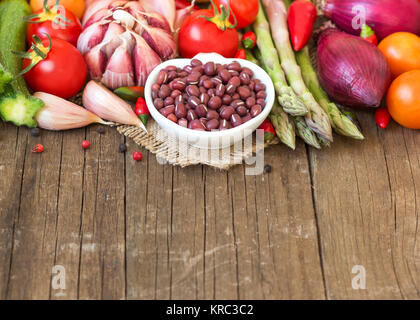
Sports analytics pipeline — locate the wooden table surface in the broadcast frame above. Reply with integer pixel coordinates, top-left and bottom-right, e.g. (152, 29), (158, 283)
(1, 110), (419, 300)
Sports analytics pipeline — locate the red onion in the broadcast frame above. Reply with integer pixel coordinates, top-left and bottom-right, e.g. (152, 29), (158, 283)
(317, 29), (391, 109)
(324, 0), (420, 40)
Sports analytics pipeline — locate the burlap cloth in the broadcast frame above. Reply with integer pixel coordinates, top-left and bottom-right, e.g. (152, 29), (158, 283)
(101, 0), (325, 169)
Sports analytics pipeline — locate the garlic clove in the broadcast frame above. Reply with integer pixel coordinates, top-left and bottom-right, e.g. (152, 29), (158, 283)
(141, 27), (176, 60)
(124, 1), (146, 16)
(83, 81), (147, 132)
(139, 0), (176, 32)
(131, 33), (162, 86)
(84, 7), (113, 29)
(77, 21), (109, 55)
(102, 22), (125, 58)
(143, 11), (171, 33)
(102, 34), (135, 89)
(85, 44), (107, 81)
(82, 0), (114, 27)
(34, 92), (111, 131)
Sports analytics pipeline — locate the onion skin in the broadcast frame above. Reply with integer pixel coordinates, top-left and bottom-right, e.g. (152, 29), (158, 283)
(324, 0), (420, 40)
(317, 29), (391, 109)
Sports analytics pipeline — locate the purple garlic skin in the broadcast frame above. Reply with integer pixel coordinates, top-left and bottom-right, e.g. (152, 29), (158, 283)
(79, 0), (176, 89)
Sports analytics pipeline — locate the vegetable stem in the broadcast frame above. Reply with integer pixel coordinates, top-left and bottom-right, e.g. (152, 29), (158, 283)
(295, 46), (364, 140)
(252, 3), (308, 117)
(262, 0), (333, 142)
(248, 48), (296, 149)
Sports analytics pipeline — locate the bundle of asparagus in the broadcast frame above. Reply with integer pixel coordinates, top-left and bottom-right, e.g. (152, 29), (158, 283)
(249, 0), (363, 149)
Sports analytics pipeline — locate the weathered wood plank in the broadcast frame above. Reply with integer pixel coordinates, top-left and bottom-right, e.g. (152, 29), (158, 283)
(166, 165), (206, 299)
(202, 168), (239, 299)
(378, 123), (420, 299)
(126, 141), (325, 300)
(6, 129), (63, 299)
(0, 124), (26, 299)
(125, 146), (174, 299)
(309, 112), (420, 299)
(77, 126), (126, 300)
(51, 127), (88, 299)
(237, 144), (325, 299)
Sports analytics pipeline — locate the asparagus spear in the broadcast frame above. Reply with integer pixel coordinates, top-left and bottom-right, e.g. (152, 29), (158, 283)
(249, 49), (296, 149)
(262, 0), (333, 142)
(295, 46), (364, 140)
(294, 116), (321, 149)
(252, 5), (308, 117)
(270, 100), (296, 149)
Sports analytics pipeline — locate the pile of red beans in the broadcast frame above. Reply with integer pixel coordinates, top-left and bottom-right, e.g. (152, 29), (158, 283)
(151, 59), (267, 131)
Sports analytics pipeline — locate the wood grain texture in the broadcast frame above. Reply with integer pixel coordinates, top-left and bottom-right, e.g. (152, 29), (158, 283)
(1, 113), (420, 300)
(309, 113), (420, 299)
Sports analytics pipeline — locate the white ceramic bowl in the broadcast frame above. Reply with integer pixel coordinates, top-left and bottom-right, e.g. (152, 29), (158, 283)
(145, 53), (275, 149)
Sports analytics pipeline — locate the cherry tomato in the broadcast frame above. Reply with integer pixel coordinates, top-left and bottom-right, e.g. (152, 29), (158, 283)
(387, 70), (420, 129)
(213, 0), (259, 29)
(378, 32), (420, 78)
(179, 8), (239, 58)
(26, 4), (82, 47)
(23, 38), (87, 99)
(30, 0), (85, 20)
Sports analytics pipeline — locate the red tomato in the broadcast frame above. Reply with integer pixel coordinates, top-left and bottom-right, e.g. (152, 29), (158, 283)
(214, 0), (259, 29)
(26, 4), (82, 47)
(23, 38), (87, 99)
(178, 9), (239, 58)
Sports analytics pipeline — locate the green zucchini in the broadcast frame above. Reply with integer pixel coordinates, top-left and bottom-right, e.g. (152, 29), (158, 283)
(0, 0), (32, 96)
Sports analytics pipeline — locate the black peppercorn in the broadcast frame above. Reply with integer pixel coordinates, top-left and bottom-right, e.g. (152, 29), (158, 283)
(119, 143), (127, 153)
(264, 164), (272, 173)
(30, 128), (40, 137)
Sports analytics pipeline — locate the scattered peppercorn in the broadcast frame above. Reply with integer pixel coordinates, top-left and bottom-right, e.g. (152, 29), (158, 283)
(119, 143), (127, 153)
(97, 126), (105, 134)
(32, 144), (44, 153)
(30, 128), (40, 137)
(133, 151), (143, 162)
(81, 140), (91, 149)
(264, 164), (272, 173)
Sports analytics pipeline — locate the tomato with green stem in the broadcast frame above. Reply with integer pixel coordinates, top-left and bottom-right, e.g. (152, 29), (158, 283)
(19, 35), (87, 99)
(213, 0), (259, 29)
(178, 0), (239, 58)
(26, 0), (82, 47)
(30, 0), (85, 20)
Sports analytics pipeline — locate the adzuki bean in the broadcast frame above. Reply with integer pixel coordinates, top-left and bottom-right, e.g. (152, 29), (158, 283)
(153, 60), (267, 131)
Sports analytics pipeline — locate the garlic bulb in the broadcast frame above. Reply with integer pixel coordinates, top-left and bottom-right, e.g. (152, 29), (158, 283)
(77, 0), (176, 90)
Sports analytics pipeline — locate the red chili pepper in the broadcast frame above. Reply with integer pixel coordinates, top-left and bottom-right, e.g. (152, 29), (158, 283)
(287, 0), (317, 51)
(32, 144), (44, 153)
(360, 24), (378, 46)
(135, 97), (150, 126)
(242, 31), (257, 49)
(175, 0), (200, 11)
(133, 151), (143, 162)
(375, 107), (391, 129)
(234, 49), (246, 60)
(258, 119), (276, 142)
